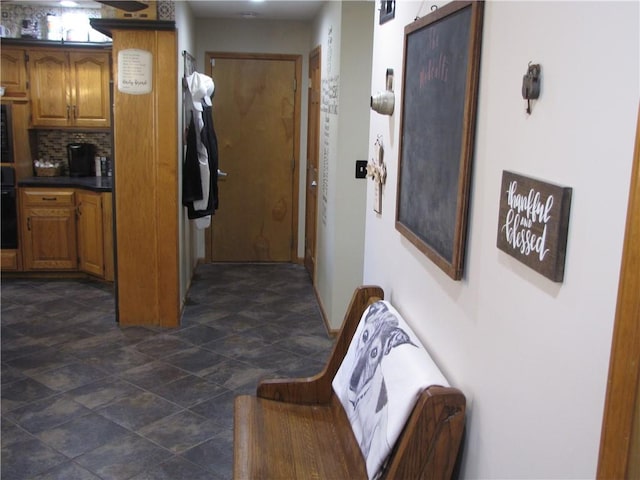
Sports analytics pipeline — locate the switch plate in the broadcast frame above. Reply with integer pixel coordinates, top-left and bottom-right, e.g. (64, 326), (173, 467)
(355, 160), (368, 179)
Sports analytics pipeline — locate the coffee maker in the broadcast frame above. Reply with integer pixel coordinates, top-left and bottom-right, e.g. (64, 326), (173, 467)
(67, 143), (95, 177)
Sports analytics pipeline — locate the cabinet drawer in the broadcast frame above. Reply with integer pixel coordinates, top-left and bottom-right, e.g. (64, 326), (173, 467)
(22, 190), (75, 206)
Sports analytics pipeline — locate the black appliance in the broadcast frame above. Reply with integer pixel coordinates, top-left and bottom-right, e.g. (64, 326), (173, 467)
(1, 166), (18, 249)
(68, 142), (95, 177)
(1, 104), (14, 163)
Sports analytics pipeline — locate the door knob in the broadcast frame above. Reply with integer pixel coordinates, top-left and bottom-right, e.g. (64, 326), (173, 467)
(311, 181), (317, 187)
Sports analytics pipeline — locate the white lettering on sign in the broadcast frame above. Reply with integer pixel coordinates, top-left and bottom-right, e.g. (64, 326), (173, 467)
(118, 49), (153, 95)
(501, 180), (554, 261)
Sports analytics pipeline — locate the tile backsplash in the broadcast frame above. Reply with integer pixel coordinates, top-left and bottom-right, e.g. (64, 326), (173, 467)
(34, 130), (111, 175)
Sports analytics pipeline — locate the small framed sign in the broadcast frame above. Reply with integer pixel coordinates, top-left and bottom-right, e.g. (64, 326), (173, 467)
(496, 171), (572, 282)
(117, 49), (153, 95)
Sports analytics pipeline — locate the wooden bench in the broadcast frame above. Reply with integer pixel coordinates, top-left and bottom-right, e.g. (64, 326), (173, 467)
(233, 285), (466, 479)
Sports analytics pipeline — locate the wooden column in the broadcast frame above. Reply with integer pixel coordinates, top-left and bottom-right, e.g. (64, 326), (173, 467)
(106, 23), (179, 328)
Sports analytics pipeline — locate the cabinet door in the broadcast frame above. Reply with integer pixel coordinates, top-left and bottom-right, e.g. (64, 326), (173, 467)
(69, 52), (111, 128)
(77, 190), (104, 277)
(0, 47), (28, 99)
(21, 189), (77, 270)
(22, 205), (78, 270)
(29, 50), (70, 127)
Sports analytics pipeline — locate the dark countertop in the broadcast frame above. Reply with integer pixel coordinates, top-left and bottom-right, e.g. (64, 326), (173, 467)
(18, 176), (113, 192)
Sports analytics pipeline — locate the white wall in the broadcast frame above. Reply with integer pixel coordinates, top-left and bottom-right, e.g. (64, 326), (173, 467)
(193, 17), (313, 260)
(313, 1), (374, 328)
(175, 1), (198, 305)
(364, 1), (639, 478)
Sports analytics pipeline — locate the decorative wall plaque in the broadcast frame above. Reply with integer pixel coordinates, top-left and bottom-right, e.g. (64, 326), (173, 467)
(497, 171), (572, 282)
(117, 48), (153, 95)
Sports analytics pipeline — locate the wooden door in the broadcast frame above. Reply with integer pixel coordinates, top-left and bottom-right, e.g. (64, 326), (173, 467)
(29, 50), (69, 127)
(206, 54), (298, 262)
(597, 105), (640, 478)
(304, 47), (321, 278)
(77, 190), (104, 277)
(69, 51), (111, 128)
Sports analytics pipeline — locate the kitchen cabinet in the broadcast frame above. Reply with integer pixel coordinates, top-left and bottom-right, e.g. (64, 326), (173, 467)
(21, 189), (78, 270)
(29, 49), (111, 129)
(0, 47), (28, 99)
(20, 187), (114, 279)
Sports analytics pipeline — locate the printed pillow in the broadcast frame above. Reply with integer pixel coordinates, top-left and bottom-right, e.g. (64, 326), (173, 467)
(332, 300), (449, 479)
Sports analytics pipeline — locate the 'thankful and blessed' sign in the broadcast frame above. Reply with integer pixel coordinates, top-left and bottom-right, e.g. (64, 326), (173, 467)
(497, 171), (572, 282)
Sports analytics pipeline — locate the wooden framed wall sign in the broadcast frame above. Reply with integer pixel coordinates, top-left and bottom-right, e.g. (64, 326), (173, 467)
(496, 171), (572, 282)
(395, 1), (484, 280)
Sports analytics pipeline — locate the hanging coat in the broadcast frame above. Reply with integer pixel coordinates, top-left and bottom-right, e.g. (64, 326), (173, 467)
(182, 72), (219, 227)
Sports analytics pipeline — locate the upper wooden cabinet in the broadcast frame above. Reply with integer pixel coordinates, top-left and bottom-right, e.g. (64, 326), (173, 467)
(29, 49), (111, 128)
(0, 47), (28, 99)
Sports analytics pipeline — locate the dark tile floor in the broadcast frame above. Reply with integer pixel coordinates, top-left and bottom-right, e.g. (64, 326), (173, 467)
(1, 263), (334, 480)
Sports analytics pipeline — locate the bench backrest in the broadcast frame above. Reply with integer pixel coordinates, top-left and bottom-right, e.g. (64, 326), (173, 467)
(333, 286), (466, 480)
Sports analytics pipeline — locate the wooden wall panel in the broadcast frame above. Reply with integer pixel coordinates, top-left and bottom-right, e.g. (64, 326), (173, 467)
(111, 29), (179, 328)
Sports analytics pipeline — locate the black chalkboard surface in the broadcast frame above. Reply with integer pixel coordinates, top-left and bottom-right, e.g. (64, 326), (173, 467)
(396, 1), (484, 280)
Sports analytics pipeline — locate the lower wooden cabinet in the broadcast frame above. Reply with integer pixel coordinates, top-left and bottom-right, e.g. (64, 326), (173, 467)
(19, 188), (113, 280)
(1, 250), (21, 270)
(21, 189), (78, 270)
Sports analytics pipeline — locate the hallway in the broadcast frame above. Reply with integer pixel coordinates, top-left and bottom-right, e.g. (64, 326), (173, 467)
(1, 263), (334, 479)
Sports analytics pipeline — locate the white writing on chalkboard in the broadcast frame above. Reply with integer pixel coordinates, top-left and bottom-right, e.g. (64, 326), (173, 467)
(501, 180), (553, 260)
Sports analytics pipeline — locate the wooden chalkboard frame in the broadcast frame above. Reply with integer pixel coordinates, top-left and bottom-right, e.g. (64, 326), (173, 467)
(395, 1), (484, 280)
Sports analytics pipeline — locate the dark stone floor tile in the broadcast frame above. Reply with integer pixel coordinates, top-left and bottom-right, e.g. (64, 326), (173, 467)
(31, 461), (102, 480)
(169, 324), (229, 346)
(148, 375), (227, 408)
(29, 362), (107, 393)
(201, 333), (267, 359)
(5, 395), (91, 434)
(163, 347), (228, 377)
(1, 263), (330, 479)
(201, 312), (263, 333)
(1, 363), (26, 385)
(83, 346), (154, 374)
(96, 391), (182, 430)
(201, 358), (274, 392)
(181, 430), (234, 479)
(129, 456), (219, 480)
(58, 333), (123, 359)
(134, 334), (193, 358)
(117, 360), (189, 390)
(1, 338), (49, 363)
(74, 432), (170, 480)
(274, 333), (335, 357)
(1, 437), (69, 480)
(6, 348), (78, 376)
(1, 417), (33, 447)
(67, 376), (143, 409)
(37, 412), (129, 458)
(1, 378), (57, 412)
(189, 389), (235, 430)
(138, 410), (219, 454)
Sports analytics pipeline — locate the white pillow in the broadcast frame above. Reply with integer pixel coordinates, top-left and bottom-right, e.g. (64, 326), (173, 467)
(332, 300), (449, 479)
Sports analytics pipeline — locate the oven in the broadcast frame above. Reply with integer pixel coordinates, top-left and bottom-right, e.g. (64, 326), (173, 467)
(1, 104), (14, 163)
(1, 166), (18, 249)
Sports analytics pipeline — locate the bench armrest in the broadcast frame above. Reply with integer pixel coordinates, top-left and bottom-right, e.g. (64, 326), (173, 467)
(256, 285), (384, 404)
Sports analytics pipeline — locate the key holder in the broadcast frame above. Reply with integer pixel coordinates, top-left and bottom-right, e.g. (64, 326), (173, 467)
(522, 62), (541, 114)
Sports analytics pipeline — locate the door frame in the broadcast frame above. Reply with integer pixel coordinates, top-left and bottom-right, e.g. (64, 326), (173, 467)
(597, 105), (640, 477)
(203, 51), (302, 263)
(304, 46), (321, 280)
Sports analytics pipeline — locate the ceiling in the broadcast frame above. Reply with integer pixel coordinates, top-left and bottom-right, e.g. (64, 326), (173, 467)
(185, 0), (326, 21)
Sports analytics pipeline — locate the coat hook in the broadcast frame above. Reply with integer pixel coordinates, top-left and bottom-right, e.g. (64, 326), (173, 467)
(522, 62), (541, 115)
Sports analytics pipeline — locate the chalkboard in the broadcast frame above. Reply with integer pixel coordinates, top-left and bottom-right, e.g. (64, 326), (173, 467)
(395, 1), (484, 280)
